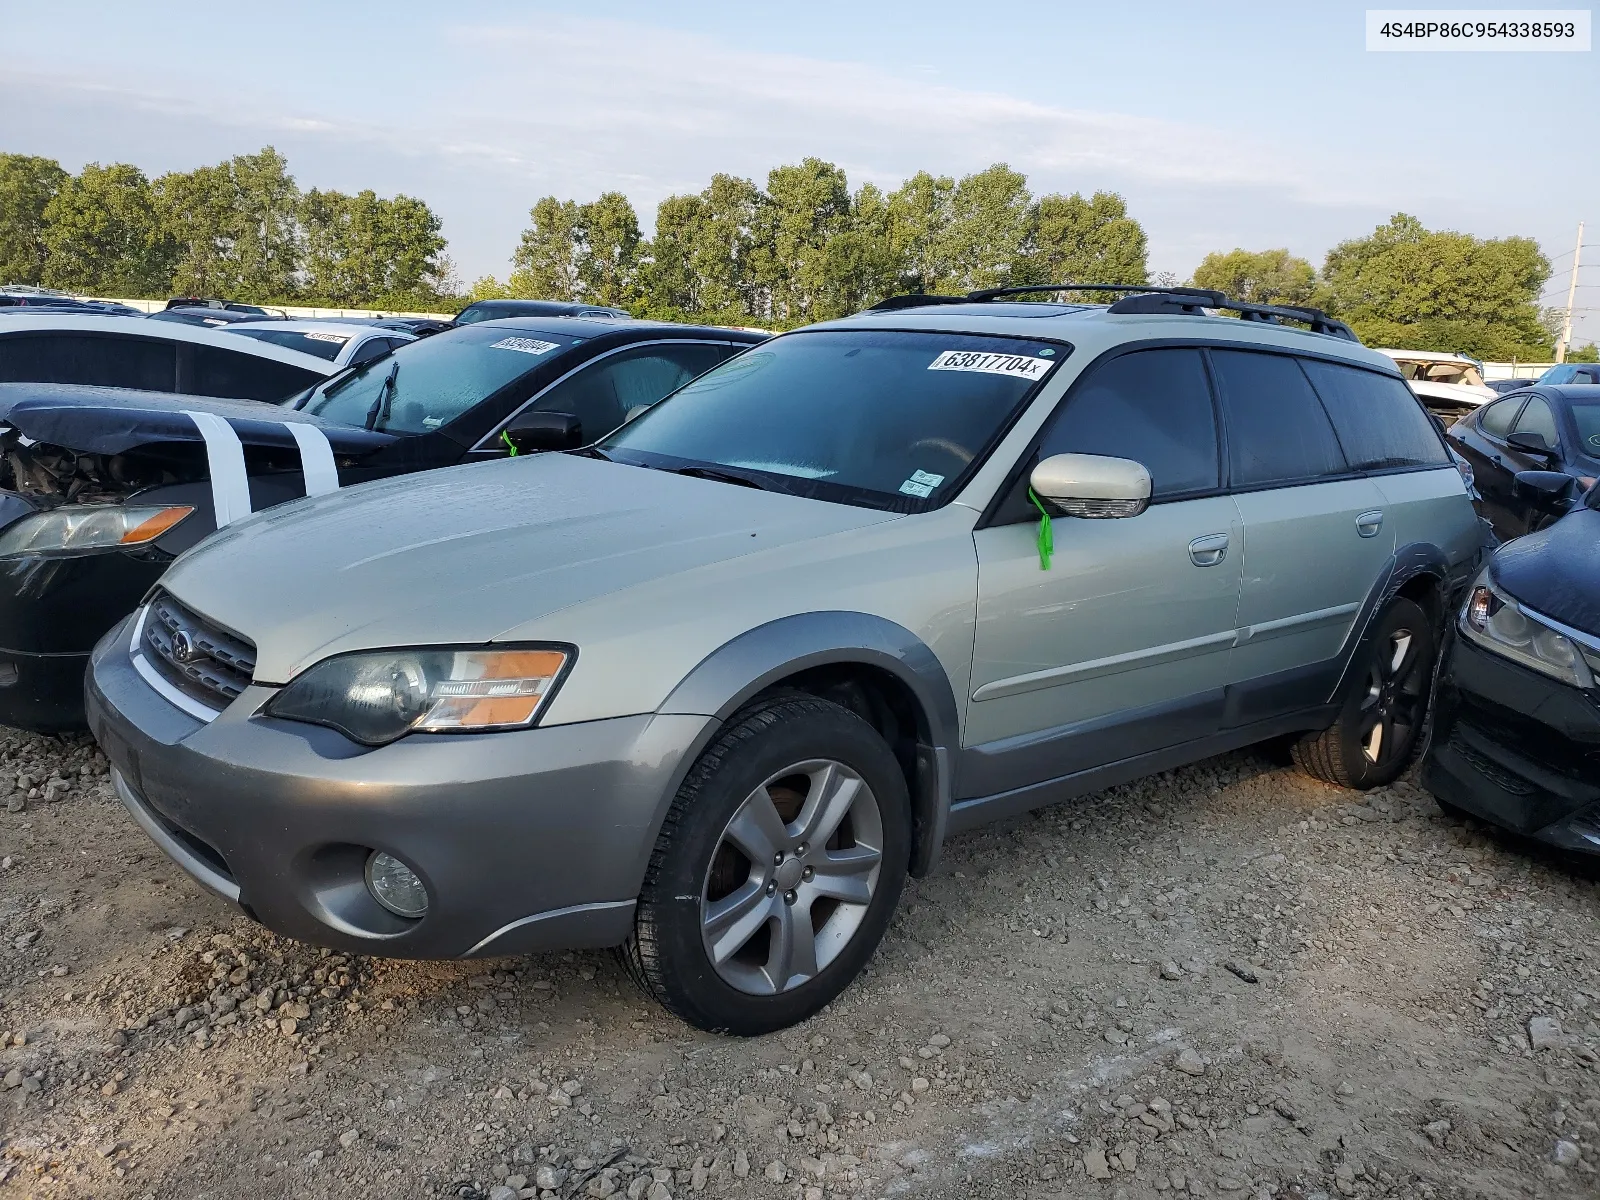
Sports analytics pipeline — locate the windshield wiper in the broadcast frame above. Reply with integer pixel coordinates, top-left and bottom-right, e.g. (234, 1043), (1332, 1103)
(363, 361), (400, 431)
(666, 464), (773, 491)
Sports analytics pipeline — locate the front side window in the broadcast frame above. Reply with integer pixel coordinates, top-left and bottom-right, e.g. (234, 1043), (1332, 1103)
(1211, 349), (1347, 487)
(1300, 359), (1450, 471)
(1037, 347), (1218, 497)
(1512, 396), (1559, 447)
(1478, 396), (1522, 439)
(299, 326), (586, 433)
(520, 342), (735, 444)
(602, 330), (1066, 510)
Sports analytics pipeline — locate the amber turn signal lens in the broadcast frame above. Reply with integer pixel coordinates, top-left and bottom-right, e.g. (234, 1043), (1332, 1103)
(119, 506), (195, 544)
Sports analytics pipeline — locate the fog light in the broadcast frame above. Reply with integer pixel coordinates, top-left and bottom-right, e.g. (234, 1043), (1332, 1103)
(365, 851), (429, 919)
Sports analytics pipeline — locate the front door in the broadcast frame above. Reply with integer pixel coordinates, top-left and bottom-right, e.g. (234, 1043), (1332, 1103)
(966, 347), (1244, 796)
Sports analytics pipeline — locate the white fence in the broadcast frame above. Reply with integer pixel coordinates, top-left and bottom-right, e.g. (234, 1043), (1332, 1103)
(1483, 361), (1556, 381)
(90, 297), (455, 321)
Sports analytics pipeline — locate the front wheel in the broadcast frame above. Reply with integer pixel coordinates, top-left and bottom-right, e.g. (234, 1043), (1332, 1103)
(620, 694), (910, 1034)
(1292, 596), (1438, 790)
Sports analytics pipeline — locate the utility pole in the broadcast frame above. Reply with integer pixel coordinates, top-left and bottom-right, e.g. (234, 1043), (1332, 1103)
(1556, 221), (1583, 364)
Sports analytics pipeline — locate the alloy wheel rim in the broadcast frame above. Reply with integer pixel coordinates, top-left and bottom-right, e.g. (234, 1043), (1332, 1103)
(1357, 627), (1426, 766)
(700, 759), (884, 996)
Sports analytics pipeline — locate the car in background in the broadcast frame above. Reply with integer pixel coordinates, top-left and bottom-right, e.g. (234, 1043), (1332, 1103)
(164, 297), (282, 317)
(149, 306), (282, 329)
(453, 299), (631, 326)
(82, 285), (1481, 1033)
(0, 313), (336, 401)
(225, 320), (416, 369)
(1444, 384), (1600, 540)
(1537, 362), (1600, 386)
(0, 317), (763, 730)
(1485, 378), (1537, 396)
(1422, 479), (1600, 854)
(1378, 349), (1497, 417)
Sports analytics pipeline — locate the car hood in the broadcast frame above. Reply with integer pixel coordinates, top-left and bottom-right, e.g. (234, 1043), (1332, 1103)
(161, 452), (904, 683)
(1409, 380), (1495, 405)
(1493, 507), (1600, 637)
(0, 383), (395, 456)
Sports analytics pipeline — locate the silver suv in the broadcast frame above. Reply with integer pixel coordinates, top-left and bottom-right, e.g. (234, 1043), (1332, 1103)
(87, 286), (1484, 1034)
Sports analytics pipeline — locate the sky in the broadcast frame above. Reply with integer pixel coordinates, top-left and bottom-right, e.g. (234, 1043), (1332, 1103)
(3, 1), (1597, 342)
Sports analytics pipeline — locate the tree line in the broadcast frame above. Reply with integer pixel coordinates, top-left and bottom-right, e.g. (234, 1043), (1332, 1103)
(1, 145), (1568, 358)
(0, 148), (455, 310)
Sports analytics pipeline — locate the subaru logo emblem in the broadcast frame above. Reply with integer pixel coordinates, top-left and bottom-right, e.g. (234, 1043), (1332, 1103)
(171, 631), (197, 663)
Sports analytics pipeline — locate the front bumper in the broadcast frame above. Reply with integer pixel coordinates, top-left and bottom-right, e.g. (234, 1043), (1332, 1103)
(1421, 632), (1600, 852)
(87, 615), (714, 958)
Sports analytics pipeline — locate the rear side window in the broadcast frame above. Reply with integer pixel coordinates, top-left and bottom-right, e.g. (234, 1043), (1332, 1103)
(1478, 396), (1521, 438)
(179, 344), (324, 402)
(1211, 349), (1346, 487)
(1038, 347), (1219, 497)
(0, 333), (176, 390)
(526, 342), (740, 443)
(1300, 360), (1450, 470)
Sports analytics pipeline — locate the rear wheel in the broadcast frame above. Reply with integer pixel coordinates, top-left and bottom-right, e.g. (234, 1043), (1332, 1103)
(1292, 597), (1437, 790)
(620, 694), (910, 1034)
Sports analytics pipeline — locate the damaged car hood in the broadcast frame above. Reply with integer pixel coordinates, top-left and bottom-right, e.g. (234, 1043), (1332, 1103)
(0, 383), (395, 456)
(1494, 506), (1600, 638)
(160, 451), (904, 683)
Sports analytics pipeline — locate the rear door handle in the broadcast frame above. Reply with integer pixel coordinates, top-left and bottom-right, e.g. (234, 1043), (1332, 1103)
(1188, 533), (1229, 566)
(1356, 510), (1384, 538)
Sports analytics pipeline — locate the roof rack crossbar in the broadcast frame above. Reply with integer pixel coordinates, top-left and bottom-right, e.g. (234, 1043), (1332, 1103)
(965, 283), (1226, 303)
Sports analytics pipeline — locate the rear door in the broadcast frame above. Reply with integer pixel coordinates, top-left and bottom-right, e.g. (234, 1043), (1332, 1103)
(1212, 348), (1391, 723)
(1449, 394), (1525, 535)
(965, 346), (1243, 791)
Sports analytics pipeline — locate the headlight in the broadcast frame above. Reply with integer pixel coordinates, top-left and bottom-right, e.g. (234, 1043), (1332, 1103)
(0, 505), (194, 558)
(1460, 569), (1597, 689)
(264, 646), (573, 745)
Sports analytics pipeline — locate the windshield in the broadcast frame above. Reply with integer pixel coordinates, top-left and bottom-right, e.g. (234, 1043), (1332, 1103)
(230, 327), (352, 362)
(1572, 400), (1600, 463)
(600, 329), (1066, 510)
(297, 326), (585, 433)
(1395, 359), (1484, 387)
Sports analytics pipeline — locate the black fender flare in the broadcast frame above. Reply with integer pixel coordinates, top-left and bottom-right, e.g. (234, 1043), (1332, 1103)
(1326, 540), (1455, 705)
(655, 611), (961, 876)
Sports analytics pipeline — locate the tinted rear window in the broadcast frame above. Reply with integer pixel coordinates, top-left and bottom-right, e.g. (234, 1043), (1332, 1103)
(180, 344), (325, 402)
(0, 332), (176, 390)
(1211, 349), (1347, 487)
(1300, 360), (1450, 470)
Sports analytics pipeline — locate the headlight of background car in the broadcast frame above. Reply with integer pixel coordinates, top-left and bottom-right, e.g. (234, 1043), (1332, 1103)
(1461, 570), (1598, 689)
(0, 505), (193, 557)
(264, 646), (572, 745)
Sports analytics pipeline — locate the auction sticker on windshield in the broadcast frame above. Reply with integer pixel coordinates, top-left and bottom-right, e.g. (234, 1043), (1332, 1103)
(928, 349), (1055, 381)
(491, 337), (561, 356)
(305, 332), (349, 344)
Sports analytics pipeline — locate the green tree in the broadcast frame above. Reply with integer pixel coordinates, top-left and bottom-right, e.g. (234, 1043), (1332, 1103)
(1022, 191), (1148, 290)
(1191, 247), (1316, 307)
(1321, 213), (1552, 359)
(574, 191), (642, 310)
(157, 147), (301, 302)
(41, 162), (173, 296)
(885, 171), (956, 295)
(638, 175), (765, 324)
(756, 158), (856, 325)
(0, 153), (68, 285)
(1566, 342), (1600, 363)
(299, 188), (451, 308)
(509, 197), (581, 301)
(940, 163), (1033, 292)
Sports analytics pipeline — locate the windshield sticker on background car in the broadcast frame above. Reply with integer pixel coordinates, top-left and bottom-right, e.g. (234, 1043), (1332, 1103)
(927, 349), (1055, 381)
(490, 337), (561, 356)
(898, 470), (945, 498)
(305, 332), (350, 344)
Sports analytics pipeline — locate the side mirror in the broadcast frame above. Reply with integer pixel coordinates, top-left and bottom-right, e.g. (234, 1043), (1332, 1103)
(1512, 470), (1577, 514)
(1030, 453), (1151, 519)
(1507, 430), (1557, 459)
(501, 411), (582, 454)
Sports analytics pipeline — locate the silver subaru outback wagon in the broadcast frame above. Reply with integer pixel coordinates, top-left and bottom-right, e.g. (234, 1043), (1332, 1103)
(86, 286), (1485, 1034)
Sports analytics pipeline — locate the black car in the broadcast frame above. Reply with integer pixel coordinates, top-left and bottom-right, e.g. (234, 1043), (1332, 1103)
(1484, 378), (1537, 396)
(148, 306), (280, 329)
(453, 299), (631, 326)
(1444, 384), (1600, 541)
(1421, 481), (1600, 853)
(0, 317), (762, 730)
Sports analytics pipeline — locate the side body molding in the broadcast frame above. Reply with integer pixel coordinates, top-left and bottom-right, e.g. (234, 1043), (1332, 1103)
(657, 611), (962, 876)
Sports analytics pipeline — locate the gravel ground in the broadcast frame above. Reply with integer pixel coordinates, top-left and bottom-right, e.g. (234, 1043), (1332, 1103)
(0, 727), (1597, 1200)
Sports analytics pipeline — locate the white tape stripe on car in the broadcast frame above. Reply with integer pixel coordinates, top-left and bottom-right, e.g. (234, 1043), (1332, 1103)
(285, 422), (339, 496)
(183, 410), (252, 528)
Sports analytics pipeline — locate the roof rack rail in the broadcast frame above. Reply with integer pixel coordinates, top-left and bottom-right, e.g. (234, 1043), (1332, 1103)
(865, 281), (1359, 342)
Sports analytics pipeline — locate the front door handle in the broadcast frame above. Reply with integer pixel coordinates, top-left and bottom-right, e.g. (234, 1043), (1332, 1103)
(1188, 533), (1229, 566)
(1356, 509), (1384, 538)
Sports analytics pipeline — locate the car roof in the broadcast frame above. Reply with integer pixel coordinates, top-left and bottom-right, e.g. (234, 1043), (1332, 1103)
(463, 299), (626, 314)
(466, 316), (766, 341)
(0, 313), (339, 374)
(817, 303), (1400, 372)
(1544, 384), (1600, 399)
(1376, 348), (1479, 364)
(226, 319), (416, 339)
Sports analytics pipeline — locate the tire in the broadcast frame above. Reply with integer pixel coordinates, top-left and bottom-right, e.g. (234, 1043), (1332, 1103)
(1292, 596), (1438, 791)
(619, 694), (910, 1035)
